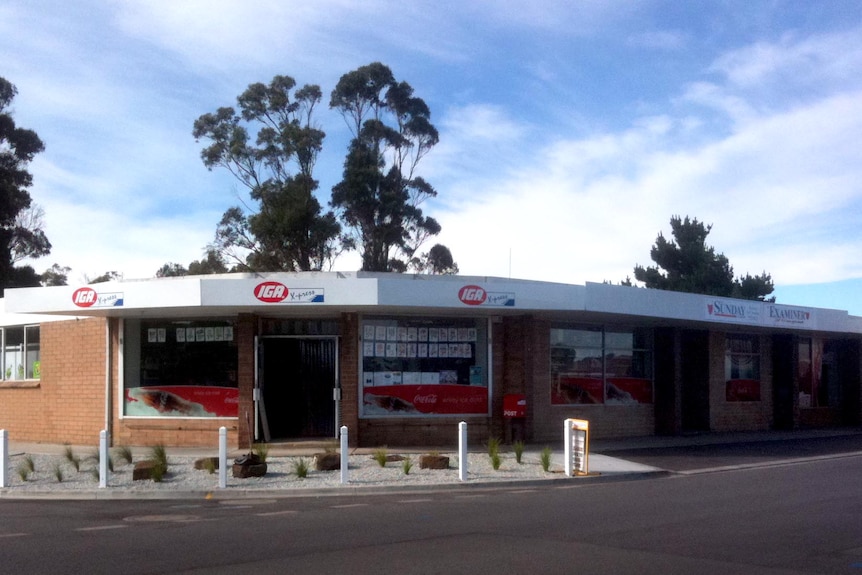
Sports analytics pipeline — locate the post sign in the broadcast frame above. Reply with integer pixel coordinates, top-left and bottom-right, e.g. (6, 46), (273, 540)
(503, 394), (526, 418)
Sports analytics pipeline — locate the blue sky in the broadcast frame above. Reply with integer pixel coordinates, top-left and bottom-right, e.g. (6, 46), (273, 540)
(2, 0), (861, 315)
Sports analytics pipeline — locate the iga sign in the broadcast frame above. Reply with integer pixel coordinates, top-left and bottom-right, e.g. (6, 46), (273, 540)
(72, 287), (124, 308)
(253, 282), (324, 304)
(458, 285), (515, 307)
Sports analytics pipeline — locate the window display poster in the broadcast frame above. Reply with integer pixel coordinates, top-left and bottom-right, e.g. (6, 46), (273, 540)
(363, 384), (488, 415)
(361, 319), (487, 416)
(125, 386), (239, 417)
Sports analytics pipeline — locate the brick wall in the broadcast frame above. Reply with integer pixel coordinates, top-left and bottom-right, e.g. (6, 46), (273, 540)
(0, 317), (106, 445)
(708, 332), (773, 432)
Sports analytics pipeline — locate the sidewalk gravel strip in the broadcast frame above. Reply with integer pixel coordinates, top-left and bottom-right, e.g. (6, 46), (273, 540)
(0, 450), (662, 500)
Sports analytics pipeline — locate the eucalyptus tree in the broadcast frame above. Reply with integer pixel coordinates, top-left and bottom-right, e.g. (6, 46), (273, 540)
(0, 77), (52, 293)
(193, 75), (340, 272)
(330, 62), (452, 272)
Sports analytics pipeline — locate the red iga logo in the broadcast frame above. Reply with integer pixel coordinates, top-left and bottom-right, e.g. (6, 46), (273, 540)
(72, 287), (97, 307)
(254, 281), (288, 303)
(458, 285), (487, 305)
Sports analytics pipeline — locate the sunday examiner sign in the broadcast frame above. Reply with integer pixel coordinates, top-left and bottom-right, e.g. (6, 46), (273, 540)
(705, 297), (814, 328)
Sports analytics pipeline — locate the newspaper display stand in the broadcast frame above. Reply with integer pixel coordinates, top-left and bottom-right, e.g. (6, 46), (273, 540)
(564, 418), (589, 477)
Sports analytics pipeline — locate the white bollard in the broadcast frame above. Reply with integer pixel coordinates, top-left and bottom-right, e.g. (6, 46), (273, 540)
(99, 430), (109, 488)
(218, 426), (227, 489)
(340, 426), (349, 484)
(458, 421), (468, 481)
(0, 429), (7, 488)
(564, 419), (573, 477)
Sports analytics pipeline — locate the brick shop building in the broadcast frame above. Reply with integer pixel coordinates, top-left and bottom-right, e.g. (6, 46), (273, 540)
(1, 272), (860, 449)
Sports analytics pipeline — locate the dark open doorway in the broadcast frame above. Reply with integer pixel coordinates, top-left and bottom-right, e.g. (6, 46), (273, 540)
(259, 338), (337, 440)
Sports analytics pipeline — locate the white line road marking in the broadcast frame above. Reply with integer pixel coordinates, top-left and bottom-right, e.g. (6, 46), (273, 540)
(256, 510), (298, 517)
(331, 503), (369, 509)
(76, 525), (128, 532)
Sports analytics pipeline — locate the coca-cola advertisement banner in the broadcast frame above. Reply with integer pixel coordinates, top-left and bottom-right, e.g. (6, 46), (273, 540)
(125, 386), (239, 418)
(363, 385), (488, 416)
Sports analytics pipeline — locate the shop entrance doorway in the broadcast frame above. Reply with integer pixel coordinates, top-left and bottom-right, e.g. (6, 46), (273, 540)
(257, 337), (338, 440)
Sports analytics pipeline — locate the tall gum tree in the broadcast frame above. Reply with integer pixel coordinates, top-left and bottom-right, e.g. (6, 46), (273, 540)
(0, 77), (52, 294)
(193, 75), (340, 272)
(330, 62), (453, 272)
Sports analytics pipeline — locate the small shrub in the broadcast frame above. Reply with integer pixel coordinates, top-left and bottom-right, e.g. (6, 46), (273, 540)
(513, 440), (525, 464)
(114, 446), (133, 465)
(64, 445), (81, 472)
(17, 463), (30, 482)
(253, 443), (269, 463)
(486, 437), (501, 458)
(540, 447), (553, 472)
(149, 462), (166, 483)
(148, 444), (169, 480)
(401, 456), (413, 475)
(372, 447), (388, 467)
(150, 444), (168, 469)
(491, 452), (502, 470)
(53, 462), (65, 483)
(293, 458), (309, 479)
(203, 457), (216, 474)
(23, 454), (35, 473)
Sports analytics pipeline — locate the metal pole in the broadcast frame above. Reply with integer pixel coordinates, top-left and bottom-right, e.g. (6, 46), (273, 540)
(564, 419), (573, 477)
(340, 426), (349, 484)
(99, 430), (109, 488)
(218, 426), (227, 489)
(458, 421), (468, 481)
(0, 429), (7, 488)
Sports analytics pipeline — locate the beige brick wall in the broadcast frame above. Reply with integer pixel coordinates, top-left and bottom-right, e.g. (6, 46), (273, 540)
(708, 331), (773, 432)
(0, 318), (107, 445)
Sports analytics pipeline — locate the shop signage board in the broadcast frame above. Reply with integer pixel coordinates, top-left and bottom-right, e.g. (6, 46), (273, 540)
(564, 418), (590, 477)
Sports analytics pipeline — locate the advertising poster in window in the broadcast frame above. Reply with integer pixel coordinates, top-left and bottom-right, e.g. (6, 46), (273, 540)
(124, 319), (239, 418)
(361, 319), (488, 416)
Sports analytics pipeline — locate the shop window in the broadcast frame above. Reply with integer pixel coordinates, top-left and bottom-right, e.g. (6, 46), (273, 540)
(123, 319), (238, 418)
(360, 318), (488, 417)
(725, 334), (760, 401)
(798, 337), (838, 408)
(1, 325), (40, 381)
(551, 326), (653, 405)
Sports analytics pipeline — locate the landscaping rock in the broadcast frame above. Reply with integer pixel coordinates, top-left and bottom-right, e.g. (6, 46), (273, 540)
(193, 456), (219, 471)
(133, 460), (165, 481)
(419, 454), (450, 469)
(232, 453), (267, 478)
(314, 452), (341, 471)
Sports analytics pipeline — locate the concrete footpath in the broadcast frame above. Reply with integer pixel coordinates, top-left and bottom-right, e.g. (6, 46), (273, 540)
(2, 428), (861, 499)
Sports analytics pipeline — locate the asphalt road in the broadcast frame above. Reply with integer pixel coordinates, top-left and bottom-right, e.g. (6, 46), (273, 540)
(2, 446), (862, 574)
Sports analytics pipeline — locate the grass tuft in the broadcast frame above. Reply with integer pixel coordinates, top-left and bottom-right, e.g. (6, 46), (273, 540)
(513, 440), (525, 464)
(293, 458), (309, 479)
(540, 447), (553, 472)
(372, 447), (388, 467)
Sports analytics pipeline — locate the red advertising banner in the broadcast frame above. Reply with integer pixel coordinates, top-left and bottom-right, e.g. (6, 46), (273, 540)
(553, 376), (604, 404)
(726, 379), (761, 402)
(125, 386), (239, 417)
(363, 385), (488, 415)
(607, 377), (653, 404)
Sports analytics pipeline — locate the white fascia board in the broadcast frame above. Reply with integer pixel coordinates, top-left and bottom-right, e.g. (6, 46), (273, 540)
(4, 278), (202, 314)
(377, 276), (585, 311)
(199, 275), (379, 307)
(585, 282), (705, 320)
